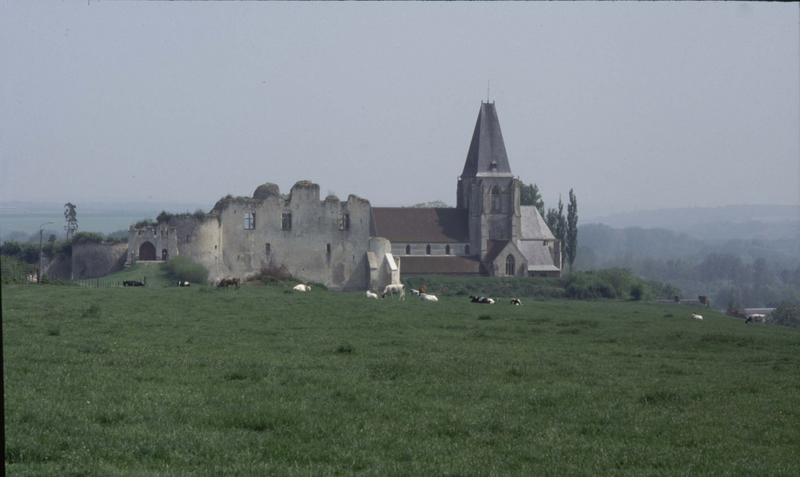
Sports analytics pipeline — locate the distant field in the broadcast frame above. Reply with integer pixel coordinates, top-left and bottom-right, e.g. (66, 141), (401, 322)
(3, 283), (799, 475)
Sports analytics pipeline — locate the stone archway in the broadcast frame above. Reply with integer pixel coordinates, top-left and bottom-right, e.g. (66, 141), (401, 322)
(139, 241), (156, 261)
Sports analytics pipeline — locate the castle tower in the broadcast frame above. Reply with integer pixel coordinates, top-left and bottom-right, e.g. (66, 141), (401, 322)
(457, 102), (521, 262)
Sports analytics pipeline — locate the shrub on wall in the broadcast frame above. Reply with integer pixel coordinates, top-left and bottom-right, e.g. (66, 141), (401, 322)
(164, 256), (209, 284)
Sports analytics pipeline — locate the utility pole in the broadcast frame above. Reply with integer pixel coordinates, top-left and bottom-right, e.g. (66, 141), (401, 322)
(38, 221), (54, 284)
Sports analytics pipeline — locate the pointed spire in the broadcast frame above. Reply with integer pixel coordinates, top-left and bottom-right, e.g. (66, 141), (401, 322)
(461, 102), (512, 178)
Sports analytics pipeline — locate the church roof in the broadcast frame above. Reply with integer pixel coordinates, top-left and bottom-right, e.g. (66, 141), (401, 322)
(518, 240), (559, 272)
(400, 256), (483, 275)
(371, 208), (469, 243)
(520, 206), (556, 240)
(461, 102), (513, 178)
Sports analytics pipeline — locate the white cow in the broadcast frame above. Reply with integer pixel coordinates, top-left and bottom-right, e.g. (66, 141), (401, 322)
(745, 313), (767, 324)
(691, 313), (703, 320)
(511, 298), (522, 306)
(420, 293), (438, 302)
(382, 283), (405, 300)
(409, 288), (421, 296)
(365, 290), (379, 299)
(293, 283), (311, 292)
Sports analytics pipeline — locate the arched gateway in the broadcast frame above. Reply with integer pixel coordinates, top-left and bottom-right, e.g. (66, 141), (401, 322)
(139, 241), (156, 261)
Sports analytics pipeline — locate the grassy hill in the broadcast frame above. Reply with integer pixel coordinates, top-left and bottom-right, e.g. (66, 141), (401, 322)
(3, 283), (799, 475)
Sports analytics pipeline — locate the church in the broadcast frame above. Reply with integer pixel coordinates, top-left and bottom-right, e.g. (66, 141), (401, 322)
(126, 102), (561, 290)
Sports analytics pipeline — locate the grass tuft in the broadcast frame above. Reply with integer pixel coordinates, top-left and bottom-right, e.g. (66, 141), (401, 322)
(335, 343), (354, 354)
(80, 303), (101, 319)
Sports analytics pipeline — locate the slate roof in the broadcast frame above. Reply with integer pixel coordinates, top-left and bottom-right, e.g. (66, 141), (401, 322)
(520, 206), (556, 240)
(484, 239), (513, 264)
(518, 240), (559, 271)
(400, 256), (483, 275)
(371, 208), (469, 243)
(461, 102), (513, 178)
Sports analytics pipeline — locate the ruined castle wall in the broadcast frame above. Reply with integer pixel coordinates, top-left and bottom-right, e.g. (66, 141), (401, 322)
(212, 183), (371, 290)
(71, 242), (128, 279)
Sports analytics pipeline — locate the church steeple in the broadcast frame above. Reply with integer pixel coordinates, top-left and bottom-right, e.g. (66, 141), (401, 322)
(461, 102), (513, 178)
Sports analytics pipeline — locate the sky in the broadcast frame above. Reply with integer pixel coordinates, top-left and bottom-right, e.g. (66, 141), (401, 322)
(1, 2), (798, 218)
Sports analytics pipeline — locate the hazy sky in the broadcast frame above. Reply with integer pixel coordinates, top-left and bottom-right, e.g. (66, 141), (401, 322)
(1, 2), (798, 217)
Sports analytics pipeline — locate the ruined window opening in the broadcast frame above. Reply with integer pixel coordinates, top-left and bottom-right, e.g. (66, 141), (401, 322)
(282, 212), (292, 231)
(465, 244), (471, 255)
(326, 243), (331, 254)
(265, 243), (271, 256)
(491, 186), (502, 213)
(505, 254), (515, 276)
(445, 244), (451, 255)
(244, 212), (255, 230)
(426, 244), (431, 255)
(489, 160), (498, 171)
(185, 235), (190, 243)
(405, 244), (411, 255)
(339, 213), (351, 231)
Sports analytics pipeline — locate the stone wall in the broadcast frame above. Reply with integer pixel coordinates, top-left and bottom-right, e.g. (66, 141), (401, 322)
(71, 242), (128, 279)
(126, 181), (382, 291)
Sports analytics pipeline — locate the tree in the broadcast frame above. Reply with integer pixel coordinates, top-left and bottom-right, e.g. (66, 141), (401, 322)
(64, 202), (78, 240)
(520, 183), (544, 216)
(545, 196), (567, 268)
(566, 189), (578, 271)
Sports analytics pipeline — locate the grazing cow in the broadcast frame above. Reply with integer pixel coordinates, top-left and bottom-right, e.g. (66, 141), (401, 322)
(293, 283), (311, 292)
(745, 313), (766, 324)
(26, 273), (38, 283)
(177, 281), (191, 287)
(469, 295), (495, 304)
(409, 288), (421, 296)
(365, 290), (379, 299)
(420, 293), (438, 302)
(123, 280), (145, 287)
(382, 283), (405, 300)
(691, 313), (703, 320)
(511, 298), (522, 306)
(217, 277), (240, 289)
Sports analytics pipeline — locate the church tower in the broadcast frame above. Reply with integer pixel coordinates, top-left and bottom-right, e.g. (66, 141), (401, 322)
(457, 101), (521, 261)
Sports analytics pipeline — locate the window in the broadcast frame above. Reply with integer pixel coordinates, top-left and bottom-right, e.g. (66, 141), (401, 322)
(505, 254), (515, 276)
(282, 212), (292, 231)
(244, 212), (255, 230)
(445, 244), (451, 255)
(339, 213), (350, 231)
(265, 243), (271, 256)
(326, 243), (331, 255)
(491, 186), (502, 213)
(426, 244), (431, 255)
(465, 244), (471, 255)
(405, 244), (411, 255)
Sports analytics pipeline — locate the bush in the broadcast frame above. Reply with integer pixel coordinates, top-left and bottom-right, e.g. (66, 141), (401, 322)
(164, 256), (209, 284)
(770, 302), (800, 328)
(563, 269), (655, 300)
(71, 232), (104, 245)
(0, 255), (35, 283)
(253, 264), (293, 284)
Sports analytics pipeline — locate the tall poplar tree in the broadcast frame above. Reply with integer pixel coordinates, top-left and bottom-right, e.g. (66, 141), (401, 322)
(566, 189), (578, 271)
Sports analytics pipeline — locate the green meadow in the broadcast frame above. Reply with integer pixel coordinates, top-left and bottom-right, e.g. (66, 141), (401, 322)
(3, 276), (799, 475)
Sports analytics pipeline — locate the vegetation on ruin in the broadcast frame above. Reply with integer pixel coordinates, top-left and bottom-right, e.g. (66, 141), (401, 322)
(4, 281), (799, 475)
(163, 256), (209, 284)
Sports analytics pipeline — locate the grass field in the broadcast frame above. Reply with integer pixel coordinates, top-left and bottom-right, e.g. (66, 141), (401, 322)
(3, 281), (800, 476)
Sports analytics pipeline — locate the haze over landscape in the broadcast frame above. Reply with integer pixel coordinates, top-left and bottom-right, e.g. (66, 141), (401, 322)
(1, 2), (798, 220)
